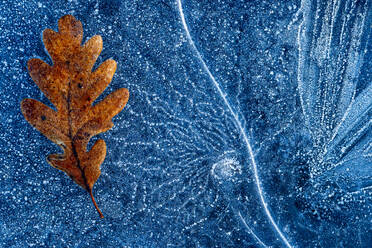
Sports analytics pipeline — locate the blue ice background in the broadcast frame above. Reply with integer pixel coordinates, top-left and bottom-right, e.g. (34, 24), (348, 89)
(0, 0), (371, 247)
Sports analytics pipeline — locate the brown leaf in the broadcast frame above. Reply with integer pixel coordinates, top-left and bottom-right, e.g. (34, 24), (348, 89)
(20, 15), (129, 218)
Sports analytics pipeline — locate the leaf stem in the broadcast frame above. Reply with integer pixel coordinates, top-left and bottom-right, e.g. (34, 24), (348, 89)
(89, 188), (104, 218)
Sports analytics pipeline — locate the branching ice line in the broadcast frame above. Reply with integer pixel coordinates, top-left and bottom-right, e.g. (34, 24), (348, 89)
(177, 1), (293, 247)
(296, 0), (311, 128)
(236, 210), (269, 248)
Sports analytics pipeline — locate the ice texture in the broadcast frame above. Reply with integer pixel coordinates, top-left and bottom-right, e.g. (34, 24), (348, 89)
(0, 0), (371, 247)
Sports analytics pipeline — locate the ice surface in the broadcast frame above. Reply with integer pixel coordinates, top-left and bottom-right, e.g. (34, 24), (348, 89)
(0, 0), (370, 247)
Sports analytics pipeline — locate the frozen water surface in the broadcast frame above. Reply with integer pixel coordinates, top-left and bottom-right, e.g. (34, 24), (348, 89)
(0, 0), (371, 247)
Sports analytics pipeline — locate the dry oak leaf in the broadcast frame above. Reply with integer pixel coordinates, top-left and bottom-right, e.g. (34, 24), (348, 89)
(20, 15), (129, 218)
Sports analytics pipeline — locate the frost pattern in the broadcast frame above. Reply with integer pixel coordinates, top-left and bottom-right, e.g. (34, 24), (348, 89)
(297, 0), (371, 188)
(295, 0), (372, 244)
(177, 0), (294, 247)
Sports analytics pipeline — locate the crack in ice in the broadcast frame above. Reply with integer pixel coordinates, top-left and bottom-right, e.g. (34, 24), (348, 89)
(236, 210), (269, 248)
(177, 0), (293, 247)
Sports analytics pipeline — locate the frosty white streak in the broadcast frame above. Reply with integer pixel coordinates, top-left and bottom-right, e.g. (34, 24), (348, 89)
(236, 210), (269, 248)
(177, 0), (293, 247)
